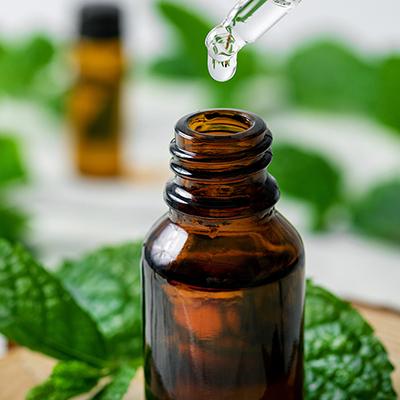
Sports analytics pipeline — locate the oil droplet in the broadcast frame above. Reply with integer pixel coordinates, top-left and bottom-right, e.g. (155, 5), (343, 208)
(207, 54), (237, 82)
(206, 25), (242, 83)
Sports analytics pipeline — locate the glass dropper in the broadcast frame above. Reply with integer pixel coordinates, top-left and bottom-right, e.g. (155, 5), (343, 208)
(206, 0), (302, 82)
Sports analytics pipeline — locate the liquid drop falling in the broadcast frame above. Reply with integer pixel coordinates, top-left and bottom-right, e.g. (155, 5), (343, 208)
(206, 25), (242, 82)
(207, 54), (237, 82)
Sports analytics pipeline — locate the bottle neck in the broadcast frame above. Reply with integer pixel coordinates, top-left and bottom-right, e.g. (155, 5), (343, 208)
(165, 109), (280, 219)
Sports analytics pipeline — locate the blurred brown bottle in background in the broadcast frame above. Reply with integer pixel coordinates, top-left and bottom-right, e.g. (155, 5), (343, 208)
(142, 110), (305, 400)
(69, 4), (125, 177)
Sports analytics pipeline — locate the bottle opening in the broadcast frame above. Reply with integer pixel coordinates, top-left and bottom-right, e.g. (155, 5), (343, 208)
(188, 110), (254, 137)
(188, 110), (254, 136)
(174, 109), (270, 156)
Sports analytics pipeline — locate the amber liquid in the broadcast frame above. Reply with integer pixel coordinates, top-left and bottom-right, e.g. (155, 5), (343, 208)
(143, 259), (304, 400)
(69, 40), (124, 177)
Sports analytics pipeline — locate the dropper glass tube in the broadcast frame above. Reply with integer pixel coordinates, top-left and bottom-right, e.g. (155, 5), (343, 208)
(206, 0), (302, 82)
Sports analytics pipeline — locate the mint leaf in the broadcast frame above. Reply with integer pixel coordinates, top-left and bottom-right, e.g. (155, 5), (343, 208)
(151, 54), (204, 79)
(0, 34), (56, 96)
(375, 55), (400, 134)
(0, 33), (67, 117)
(156, 1), (211, 78)
(351, 179), (400, 245)
(27, 361), (103, 400)
(269, 143), (343, 230)
(0, 201), (27, 242)
(23, 34), (56, 72)
(0, 240), (108, 365)
(286, 40), (378, 113)
(305, 281), (396, 399)
(0, 136), (26, 187)
(92, 363), (138, 400)
(57, 243), (143, 361)
(0, 136), (28, 242)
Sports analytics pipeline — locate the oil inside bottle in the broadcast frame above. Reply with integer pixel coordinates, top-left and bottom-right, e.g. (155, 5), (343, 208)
(143, 257), (304, 400)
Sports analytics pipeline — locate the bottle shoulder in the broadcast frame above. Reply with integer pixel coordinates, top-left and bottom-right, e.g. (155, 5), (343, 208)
(143, 210), (304, 290)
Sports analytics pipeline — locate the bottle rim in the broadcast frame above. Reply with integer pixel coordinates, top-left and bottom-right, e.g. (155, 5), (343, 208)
(175, 109), (267, 143)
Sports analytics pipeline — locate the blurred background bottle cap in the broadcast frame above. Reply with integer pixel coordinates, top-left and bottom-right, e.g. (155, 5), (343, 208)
(79, 3), (122, 39)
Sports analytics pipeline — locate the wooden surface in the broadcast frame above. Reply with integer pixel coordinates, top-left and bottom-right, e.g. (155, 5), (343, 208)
(0, 304), (399, 400)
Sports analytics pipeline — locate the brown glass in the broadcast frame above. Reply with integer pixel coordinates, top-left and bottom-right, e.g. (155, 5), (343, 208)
(142, 110), (305, 400)
(69, 39), (124, 176)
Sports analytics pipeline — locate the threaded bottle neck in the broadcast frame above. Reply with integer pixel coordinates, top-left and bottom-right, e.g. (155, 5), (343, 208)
(165, 109), (279, 218)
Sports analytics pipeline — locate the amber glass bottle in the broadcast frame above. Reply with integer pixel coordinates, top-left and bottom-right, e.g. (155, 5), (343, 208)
(69, 4), (124, 176)
(142, 109), (305, 400)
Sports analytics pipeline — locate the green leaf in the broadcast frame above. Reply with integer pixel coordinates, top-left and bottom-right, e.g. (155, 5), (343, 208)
(27, 361), (103, 400)
(286, 40), (378, 113)
(92, 363), (138, 400)
(0, 136), (27, 186)
(0, 240), (108, 365)
(305, 281), (396, 399)
(156, 1), (211, 78)
(57, 243), (143, 361)
(375, 55), (400, 134)
(150, 54), (204, 79)
(269, 143), (343, 230)
(0, 33), (67, 116)
(0, 201), (27, 242)
(351, 179), (400, 245)
(0, 136), (28, 242)
(0, 34), (56, 96)
(23, 34), (56, 71)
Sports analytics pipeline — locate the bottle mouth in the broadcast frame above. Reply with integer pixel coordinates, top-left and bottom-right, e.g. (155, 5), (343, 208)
(178, 109), (261, 141)
(171, 108), (273, 176)
(188, 110), (255, 137)
(174, 109), (270, 158)
(171, 109), (272, 162)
